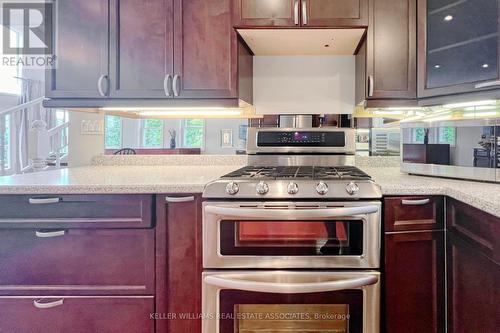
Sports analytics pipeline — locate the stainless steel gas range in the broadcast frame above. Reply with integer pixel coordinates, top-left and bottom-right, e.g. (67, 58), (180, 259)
(202, 126), (382, 333)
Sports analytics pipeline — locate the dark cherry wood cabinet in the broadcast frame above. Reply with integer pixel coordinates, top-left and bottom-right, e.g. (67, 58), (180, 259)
(0, 297), (154, 333)
(355, 0), (417, 107)
(418, 0), (500, 99)
(0, 194), (156, 332)
(46, 0), (253, 106)
(109, 0), (174, 98)
(384, 196), (445, 333)
(446, 198), (500, 333)
(156, 194), (202, 333)
(46, 0), (109, 98)
(235, 0), (367, 27)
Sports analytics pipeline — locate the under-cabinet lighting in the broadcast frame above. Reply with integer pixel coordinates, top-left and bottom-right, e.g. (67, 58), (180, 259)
(444, 15), (453, 22)
(434, 64), (441, 69)
(463, 111), (498, 117)
(373, 110), (404, 115)
(138, 110), (243, 117)
(443, 100), (496, 109)
(482, 63), (489, 68)
(464, 105), (497, 111)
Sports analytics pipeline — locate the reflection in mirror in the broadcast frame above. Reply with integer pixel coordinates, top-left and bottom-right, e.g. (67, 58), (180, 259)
(104, 116), (248, 155)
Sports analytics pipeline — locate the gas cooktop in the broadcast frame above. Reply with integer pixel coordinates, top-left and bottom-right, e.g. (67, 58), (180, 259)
(221, 166), (371, 181)
(204, 165), (382, 199)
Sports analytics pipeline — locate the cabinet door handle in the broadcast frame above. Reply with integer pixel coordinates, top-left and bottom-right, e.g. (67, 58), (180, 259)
(294, 0), (299, 25)
(34, 299), (64, 309)
(97, 75), (108, 97)
(35, 230), (66, 238)
(172, 75), (180, 97)
(164, 74), (172, 97)
(29, 197), (61, 205)
(475, 80), (500, 89)
(401, 198), (430, 206)
(302, 0), (308, 25)
(368, 75), (374, 97)
(165, 196), (195, 203)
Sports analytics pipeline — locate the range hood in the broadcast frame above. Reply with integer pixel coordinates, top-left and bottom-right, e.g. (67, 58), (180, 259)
(237, 29), (366, 55)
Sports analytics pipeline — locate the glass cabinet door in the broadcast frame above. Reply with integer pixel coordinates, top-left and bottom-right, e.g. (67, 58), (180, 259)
(420, 0), (500, 96)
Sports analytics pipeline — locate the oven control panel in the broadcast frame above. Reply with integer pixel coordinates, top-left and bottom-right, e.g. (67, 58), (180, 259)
(257, 131), (346, 147)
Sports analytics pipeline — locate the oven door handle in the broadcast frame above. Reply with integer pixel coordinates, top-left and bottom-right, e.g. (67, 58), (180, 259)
(204, 205), (379, 219)
(204, 274), (378, 294)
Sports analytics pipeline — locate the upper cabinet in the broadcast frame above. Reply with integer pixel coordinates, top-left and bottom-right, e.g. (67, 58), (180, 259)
(235, 0), (367, 27)
(45, 0), (252, 107)
(356, 0), (417, 106)
(46, 0), (109, 99)
(418, 0), (500, 98)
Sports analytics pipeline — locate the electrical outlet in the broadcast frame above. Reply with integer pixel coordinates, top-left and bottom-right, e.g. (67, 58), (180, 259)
(80, 120), (103, 135)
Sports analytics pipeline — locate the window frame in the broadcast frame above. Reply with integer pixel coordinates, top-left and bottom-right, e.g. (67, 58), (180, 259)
(141, 119), (164, 148)
(2, 114), (12, 172)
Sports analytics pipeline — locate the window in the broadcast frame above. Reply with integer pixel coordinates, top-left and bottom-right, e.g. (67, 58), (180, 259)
(438, 127), (456, 145)
(182, 119), (204, 148)
(54, 110), (69, 155)
(2, 115), (11, 169)
(0, 26), (21, 95)
(142, 119), (163, 148)
(412, 128), (425, 143)
(105, 115), (122, 149)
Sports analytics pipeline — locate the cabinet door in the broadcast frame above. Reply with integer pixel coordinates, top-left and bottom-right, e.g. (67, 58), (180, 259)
(155, 195), (202, 333)
(418, 0), (500, 98)
(0, 297), (154, 333)
(46, 0), (109, 98)
(366, 0), (416, 99)
(235, 0), (299, 27)
(385, 231), (445, 333)
(109, 0), (174, 98)
(304, 0), (368, 27)
(447, 232), (500, 333)
(173, 0), (237, 98)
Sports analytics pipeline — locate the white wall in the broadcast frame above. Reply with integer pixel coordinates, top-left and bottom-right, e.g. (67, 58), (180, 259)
(453, 127), (484, 167)
(253, 56), (355, 115)
(68, 111), (104, 167)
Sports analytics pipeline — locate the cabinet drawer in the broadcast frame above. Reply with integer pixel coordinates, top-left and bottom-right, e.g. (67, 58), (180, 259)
(0, 229), (154, 295)
(447, 198), (500, 263)
(0, 195), (153, 228)
(0, 296), (154, 333)
(384, 196), (444, 232)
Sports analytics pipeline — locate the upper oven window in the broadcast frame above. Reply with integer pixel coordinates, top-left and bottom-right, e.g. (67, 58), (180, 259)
(220, 220), (363, 256)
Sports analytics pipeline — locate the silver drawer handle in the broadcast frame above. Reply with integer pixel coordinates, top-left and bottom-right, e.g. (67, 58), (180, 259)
(34, 299), (64, 309)
(293, 0), (299, 25)
(29, 197), (60, 205)
(36, 230), (66, 238)
(368, 75), (374, 97)
(97, 74), (108, 97)
(164, 74), (172, 97)
(165, 196), (195, 203)
(302, 0), (308, 25)
(401, 198), (430, 206)
(475, 80), (500, 89)
(172, 75), (180, 97)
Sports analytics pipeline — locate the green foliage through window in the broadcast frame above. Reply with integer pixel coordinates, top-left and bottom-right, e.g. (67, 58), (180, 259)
(183, 119), (204, 148)
(105, 116), (122, 149)
(413, 128), (425, 143)
(439, 127), (455, 145)
(143, 119), (163, 148)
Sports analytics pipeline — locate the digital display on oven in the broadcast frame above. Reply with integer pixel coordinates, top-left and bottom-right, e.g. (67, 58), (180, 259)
(257, 131), (346, 147)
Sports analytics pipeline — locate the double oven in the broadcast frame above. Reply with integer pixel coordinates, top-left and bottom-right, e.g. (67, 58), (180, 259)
(202, 126), (381, 333)
(202, 197), (381, 332)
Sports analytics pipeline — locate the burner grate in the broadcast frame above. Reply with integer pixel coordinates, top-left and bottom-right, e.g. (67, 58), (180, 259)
(221, 166), (371, 180)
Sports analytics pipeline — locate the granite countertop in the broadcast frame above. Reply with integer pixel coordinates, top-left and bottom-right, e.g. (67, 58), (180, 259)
(0, 165), (499, 218)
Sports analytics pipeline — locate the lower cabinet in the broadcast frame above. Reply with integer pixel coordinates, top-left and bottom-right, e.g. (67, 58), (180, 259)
(446, 199), (500, 333)
(0, 297), (154, 333)
(384, 231), (445, 333)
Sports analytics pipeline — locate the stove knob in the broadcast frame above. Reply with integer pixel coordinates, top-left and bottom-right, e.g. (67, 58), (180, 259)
(316, 182), (329, 196)
(346, 182), (360, 195)
(287, 182), (299, 195)
(256, 181), (269, 195)
(225, 181), (239, 195)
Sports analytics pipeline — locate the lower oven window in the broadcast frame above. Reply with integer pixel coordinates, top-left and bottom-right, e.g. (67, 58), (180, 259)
(219, 290), (363, 333)
(220, 220), (363, 256)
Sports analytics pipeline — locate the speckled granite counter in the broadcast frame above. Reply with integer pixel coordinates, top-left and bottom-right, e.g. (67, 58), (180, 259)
(0, 165), (498, 218)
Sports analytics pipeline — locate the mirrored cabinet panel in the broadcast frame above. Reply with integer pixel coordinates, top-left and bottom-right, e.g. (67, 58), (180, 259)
(419, 0), (500, 97)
